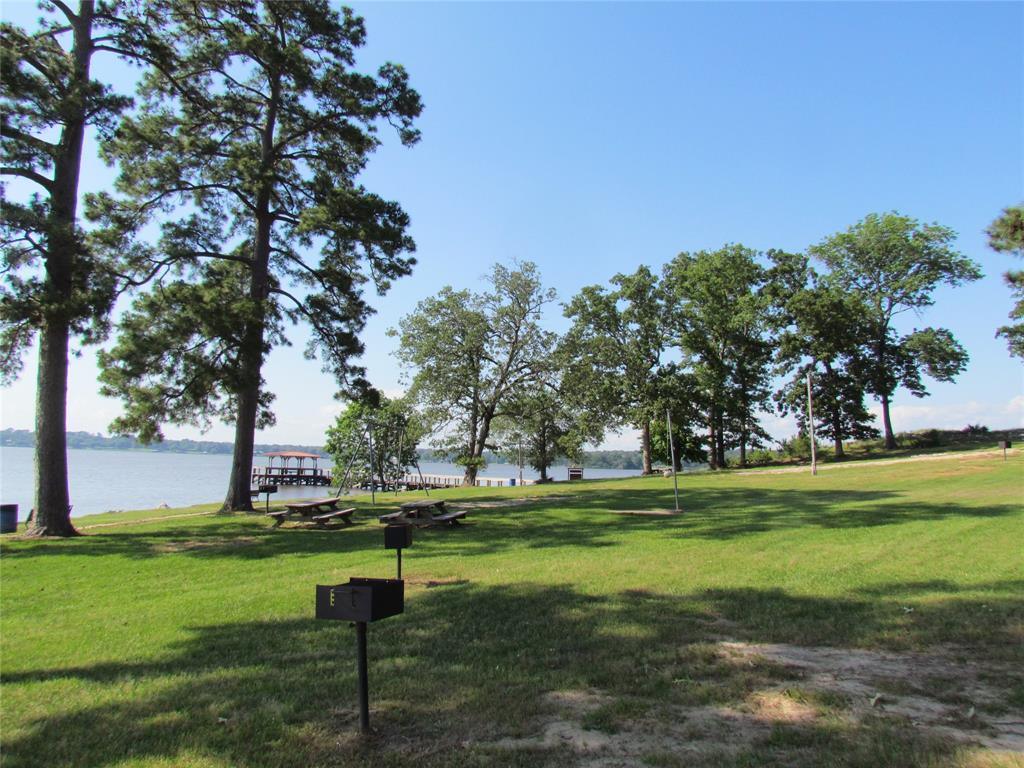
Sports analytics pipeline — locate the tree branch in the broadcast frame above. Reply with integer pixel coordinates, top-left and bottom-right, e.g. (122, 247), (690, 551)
(0, 166), (54, 191)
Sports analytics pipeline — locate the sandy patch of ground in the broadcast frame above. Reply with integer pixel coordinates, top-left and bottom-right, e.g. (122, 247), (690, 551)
(607, 509), (683, 517)
(451, 495), (582, 510)
(153, 535), (259, 553)
(734, 448), (1014, 475)
(484, 642), (1024, 765)
(719, 642), (1024, 753)
(77, 509), (218, 530)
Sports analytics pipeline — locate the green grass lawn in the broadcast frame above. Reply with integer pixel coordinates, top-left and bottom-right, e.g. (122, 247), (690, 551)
(2, 451), (1022, 767)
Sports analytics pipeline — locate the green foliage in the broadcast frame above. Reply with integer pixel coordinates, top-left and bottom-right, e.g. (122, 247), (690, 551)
(773, 267), (879, 455)
(393, 262), (556, 482)
(99, 261), (281, 442)
(663, 245), (775, 467)
(779, 433), (822, 460)
(986, 203), (1024, 359)
(0, 3), (139, 378)
(324, 394), (425, 488)
(561, 266), (668, 471)
(809, 212), (981, 446)
(491, 383), (575, 481)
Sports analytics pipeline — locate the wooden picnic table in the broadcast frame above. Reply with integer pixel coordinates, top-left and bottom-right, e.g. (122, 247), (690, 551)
(266, 496), (355, 528)
(378, 498), (466, 527)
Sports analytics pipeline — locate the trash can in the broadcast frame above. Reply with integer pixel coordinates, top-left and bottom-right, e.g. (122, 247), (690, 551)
(0, 504), (18, 534)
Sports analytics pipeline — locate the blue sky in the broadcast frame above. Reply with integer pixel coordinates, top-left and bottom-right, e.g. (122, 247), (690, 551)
(1, 1), (1022, 450)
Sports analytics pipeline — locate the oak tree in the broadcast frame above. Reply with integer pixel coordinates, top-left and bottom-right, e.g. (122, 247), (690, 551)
(561, 266), (667, 474)
(393, 262), (556, 486)
(809, 213), (981, 448)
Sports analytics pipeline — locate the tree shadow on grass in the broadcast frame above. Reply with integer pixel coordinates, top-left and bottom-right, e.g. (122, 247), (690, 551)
(1, 485), (1019, 566)
(4, 581), (1022, 768)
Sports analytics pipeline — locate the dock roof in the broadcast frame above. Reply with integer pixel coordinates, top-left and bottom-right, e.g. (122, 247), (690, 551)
(263, 451), (321, 459)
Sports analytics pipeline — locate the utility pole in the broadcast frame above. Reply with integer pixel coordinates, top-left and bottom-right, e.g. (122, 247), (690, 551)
(518, 436), (523, 487)
(806, 371), (817, 476)
(666, 409), (681, 513)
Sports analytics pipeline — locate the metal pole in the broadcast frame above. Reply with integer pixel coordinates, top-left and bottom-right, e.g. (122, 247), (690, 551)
(396, 548), (402, 580)
(806, 371), (817, 476)
(516, 438), (524, 487)
(414, 460), (429, 496)
(396, 427), (405, 496)
(666, 409), (680, 513)
(356, 621), (370, 734)
(366, 426), (376, 505)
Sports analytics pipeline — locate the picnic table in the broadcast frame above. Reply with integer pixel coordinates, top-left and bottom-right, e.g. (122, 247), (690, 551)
(266, 496), (355, 528)
(378, 498), (467, 527)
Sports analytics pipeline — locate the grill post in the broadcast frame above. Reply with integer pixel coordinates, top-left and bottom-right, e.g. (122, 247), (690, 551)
(356, 621), (370, 734)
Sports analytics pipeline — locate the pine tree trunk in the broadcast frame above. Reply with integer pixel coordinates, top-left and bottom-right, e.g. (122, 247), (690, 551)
(28, 2), (94, 537)
(881, 393), (896, 449)
(30, 320), (77, 536)
(223, 321), (262, 512)
(640, 419), (653, 474)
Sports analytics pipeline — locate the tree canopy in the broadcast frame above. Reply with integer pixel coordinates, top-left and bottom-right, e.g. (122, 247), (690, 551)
(809, 212), (981, 448)
(561, 266), (667, 473)
(393, 262), (556, 485)
(987, 204), (1024, 359)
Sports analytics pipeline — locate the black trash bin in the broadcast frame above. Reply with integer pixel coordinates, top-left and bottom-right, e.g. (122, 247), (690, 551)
(1, 504), (19, 534)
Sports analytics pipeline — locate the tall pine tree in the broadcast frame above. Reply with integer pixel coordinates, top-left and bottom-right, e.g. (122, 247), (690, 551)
(95, 0), (422, 510)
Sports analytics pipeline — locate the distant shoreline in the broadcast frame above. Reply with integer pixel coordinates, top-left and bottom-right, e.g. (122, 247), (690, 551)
(0, 430), (648, 469)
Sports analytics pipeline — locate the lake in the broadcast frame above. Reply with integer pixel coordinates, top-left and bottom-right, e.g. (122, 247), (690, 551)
(0, 446), (642, 519)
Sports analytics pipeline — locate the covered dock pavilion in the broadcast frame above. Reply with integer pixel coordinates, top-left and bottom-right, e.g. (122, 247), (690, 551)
(251, 451), (332, 487)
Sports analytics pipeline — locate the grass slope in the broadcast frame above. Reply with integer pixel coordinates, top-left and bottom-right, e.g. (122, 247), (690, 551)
(1, 451), (1022, 768)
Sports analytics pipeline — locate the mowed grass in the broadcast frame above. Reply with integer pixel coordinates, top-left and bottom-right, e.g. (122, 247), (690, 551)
(1, 451), (1022, 768)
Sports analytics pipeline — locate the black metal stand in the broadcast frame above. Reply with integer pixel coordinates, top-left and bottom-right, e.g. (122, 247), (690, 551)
(396, 549), (402, 580)
(356, 621), (370, 734)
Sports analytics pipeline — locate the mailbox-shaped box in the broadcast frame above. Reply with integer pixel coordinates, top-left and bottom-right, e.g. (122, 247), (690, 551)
(384, 524), (413, 550)
(259, 484), (278, 494)
(999, 440), (1012, 449)
(316, 578), (404, 622)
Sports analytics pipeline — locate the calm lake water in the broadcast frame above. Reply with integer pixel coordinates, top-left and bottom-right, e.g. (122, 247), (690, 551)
(0, 446), (641, 519)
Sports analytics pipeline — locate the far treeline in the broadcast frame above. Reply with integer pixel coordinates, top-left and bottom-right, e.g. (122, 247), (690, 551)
(2, 2), (1022, 537)
(0, 429), (647, 469)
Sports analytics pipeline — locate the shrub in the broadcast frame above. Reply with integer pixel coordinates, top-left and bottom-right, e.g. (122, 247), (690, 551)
(748, 449), (777, 466)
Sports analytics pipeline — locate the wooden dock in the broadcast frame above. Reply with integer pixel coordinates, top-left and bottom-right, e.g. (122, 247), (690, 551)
(400, 473), (535, 489)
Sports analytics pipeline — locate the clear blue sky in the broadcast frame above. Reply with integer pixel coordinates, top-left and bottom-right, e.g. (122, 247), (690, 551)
(1, 1), (1022, 449)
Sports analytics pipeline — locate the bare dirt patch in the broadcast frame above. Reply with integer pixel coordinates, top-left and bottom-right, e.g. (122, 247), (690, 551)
(154, 536), (259, 553)
(452, 494), (582, 510)
(607, 509), (683, 517)
(482, 643), (1023, 765)
(720, 642), (1024, 752)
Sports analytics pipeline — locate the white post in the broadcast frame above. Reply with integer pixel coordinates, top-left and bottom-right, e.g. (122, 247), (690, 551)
(518, 437), (523, 487)
(667, 409), (681, 513)
(366, 425), (376, 505)
(806, 371), (817, 476)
